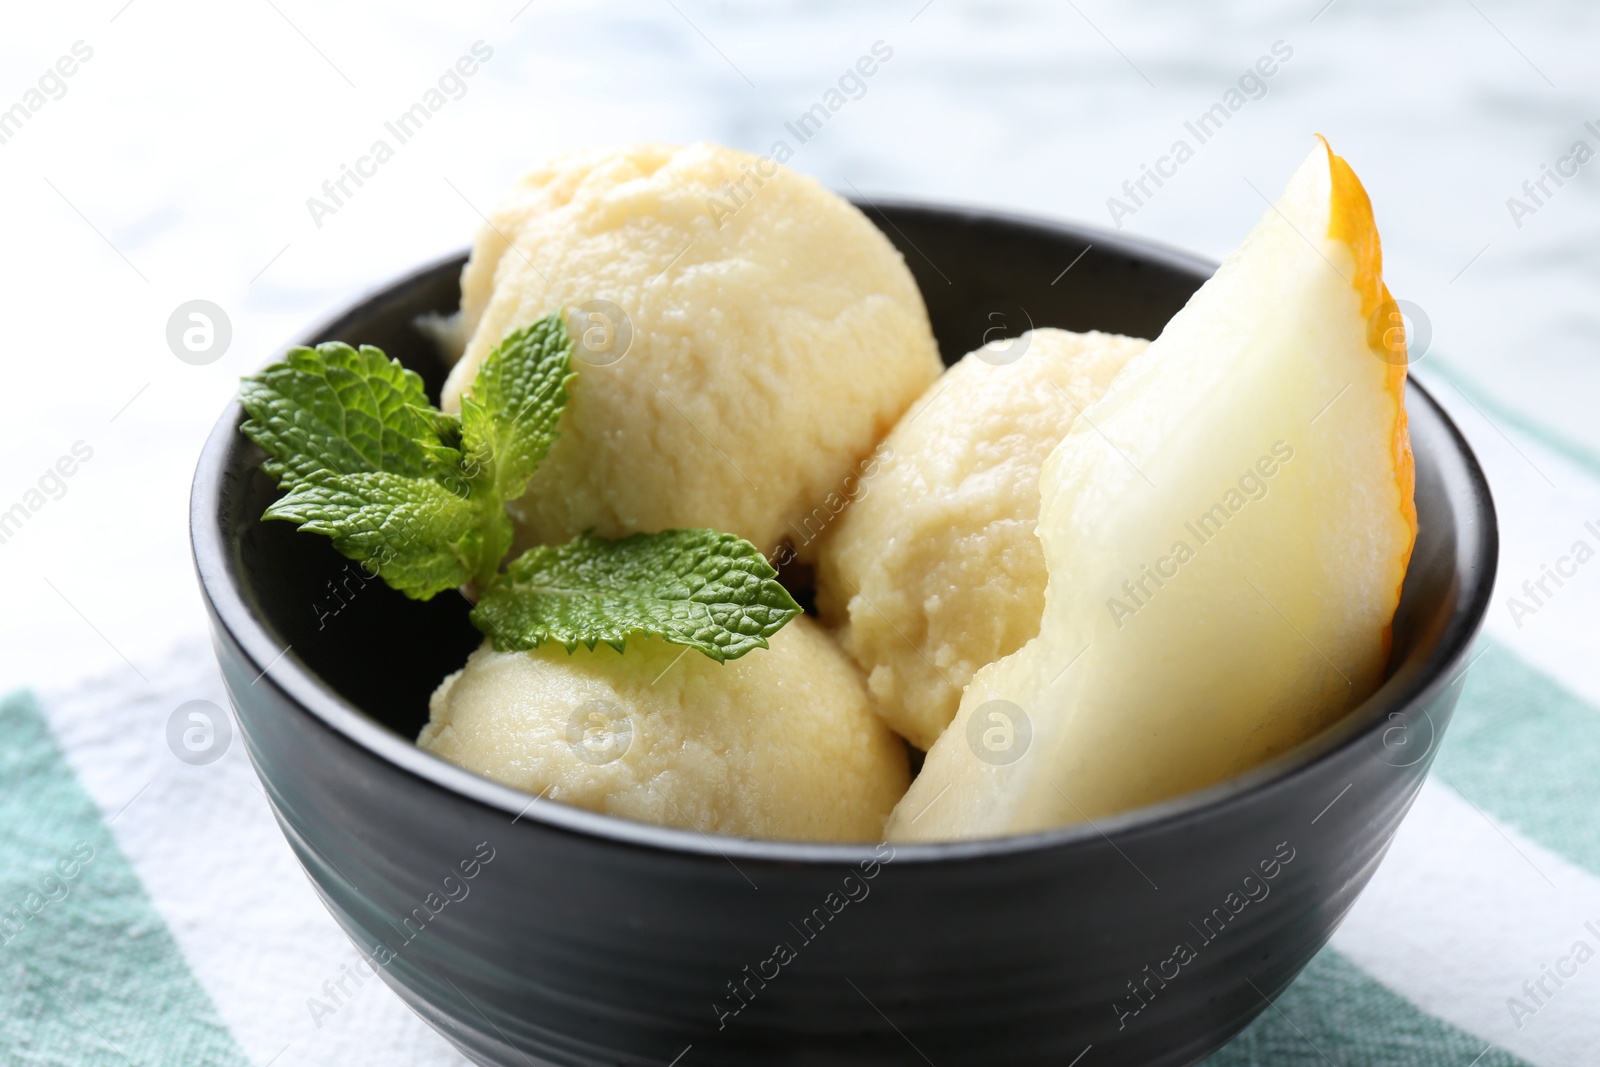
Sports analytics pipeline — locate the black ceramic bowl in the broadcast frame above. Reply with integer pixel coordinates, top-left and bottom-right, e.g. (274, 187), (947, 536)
(192, 202), (1496, 1066)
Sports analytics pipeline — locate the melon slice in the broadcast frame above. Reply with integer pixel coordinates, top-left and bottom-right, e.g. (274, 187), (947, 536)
(887, 137), (1416, 841)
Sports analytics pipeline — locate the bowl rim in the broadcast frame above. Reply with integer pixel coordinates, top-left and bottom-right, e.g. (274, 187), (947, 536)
(190, 200), (1499, 867)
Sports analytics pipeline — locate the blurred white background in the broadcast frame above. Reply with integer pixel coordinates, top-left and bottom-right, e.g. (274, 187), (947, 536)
(0, 0), (1593, 686)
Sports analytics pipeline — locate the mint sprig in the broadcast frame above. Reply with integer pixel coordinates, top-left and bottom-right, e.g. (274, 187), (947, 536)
(239, 310), (800, 661)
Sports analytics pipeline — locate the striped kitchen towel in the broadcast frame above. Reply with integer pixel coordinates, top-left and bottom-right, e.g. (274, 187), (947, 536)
(2, 363), (1597, 1067)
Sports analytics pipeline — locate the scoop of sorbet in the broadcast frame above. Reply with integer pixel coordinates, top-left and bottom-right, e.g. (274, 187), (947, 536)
(444, 141), (943, 562)
(419, 617), (910, 843)
(816, 329), (1148, 749)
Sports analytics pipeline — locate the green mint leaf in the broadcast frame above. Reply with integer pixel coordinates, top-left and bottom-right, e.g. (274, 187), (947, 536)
(240, 343), (462, 492)
(264, 470), (479, 599)
(457, 313), (577, 587)
(471, 530), (802, 662)
(240, 341), (489, 595)
(459, 312), (576, 556)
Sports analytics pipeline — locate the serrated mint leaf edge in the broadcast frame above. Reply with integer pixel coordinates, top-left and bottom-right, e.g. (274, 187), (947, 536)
(262, 469), (480, 600)
(459, 313), (577, 520)
(469, 530), (802, 662)
(239, 342), (464, 493)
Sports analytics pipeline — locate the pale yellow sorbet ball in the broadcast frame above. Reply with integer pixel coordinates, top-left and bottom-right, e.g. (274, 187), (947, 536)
(814, 329), (1149, 750)
(417, 617), (910, 843)
(443, 142), (943, 559)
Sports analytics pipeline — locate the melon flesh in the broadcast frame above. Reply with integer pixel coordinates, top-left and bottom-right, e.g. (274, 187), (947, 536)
(887, 137), (1416, 841)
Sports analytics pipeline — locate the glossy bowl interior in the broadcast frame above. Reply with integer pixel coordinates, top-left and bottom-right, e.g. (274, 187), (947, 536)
(192, 201), (1497, 1066)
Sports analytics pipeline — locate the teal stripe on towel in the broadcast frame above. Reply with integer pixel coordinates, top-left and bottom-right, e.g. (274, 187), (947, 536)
(1207, 948), (1528, 1066)
(1431, 640), (1600, 878)
(0, 690), (249, 1067)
